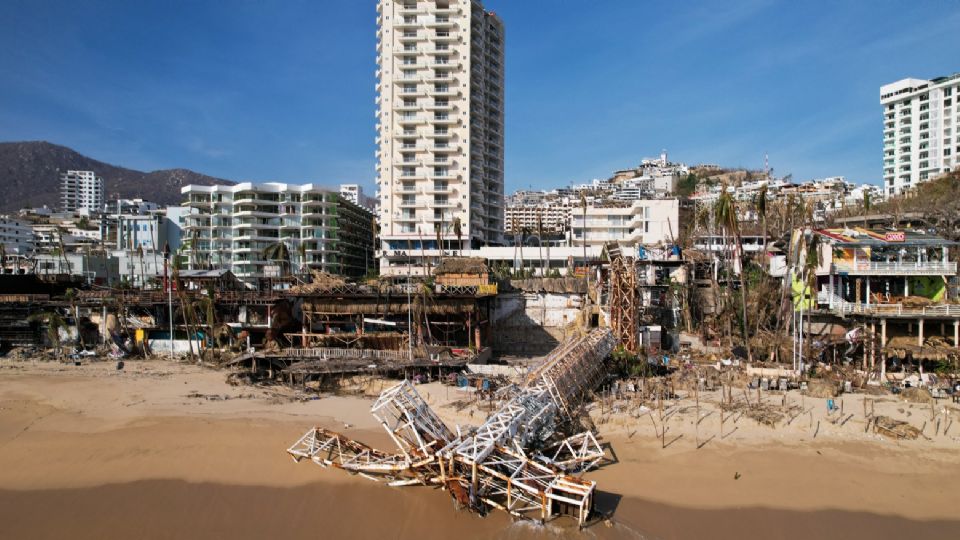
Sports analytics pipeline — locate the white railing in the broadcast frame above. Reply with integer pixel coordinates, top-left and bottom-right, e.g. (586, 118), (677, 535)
(832, 301), (960, 317)
(831, 261), (956, 275)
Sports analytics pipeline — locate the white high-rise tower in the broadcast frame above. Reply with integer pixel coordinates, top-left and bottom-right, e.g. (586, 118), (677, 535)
(881, 73), (960, 196)
(375, 0), (505, 275)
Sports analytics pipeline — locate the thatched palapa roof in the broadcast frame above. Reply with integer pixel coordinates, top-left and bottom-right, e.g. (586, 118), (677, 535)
(433, 257), (489, 276)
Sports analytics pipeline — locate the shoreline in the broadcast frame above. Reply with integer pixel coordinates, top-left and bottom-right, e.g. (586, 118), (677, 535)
(1, 479), (956, 540)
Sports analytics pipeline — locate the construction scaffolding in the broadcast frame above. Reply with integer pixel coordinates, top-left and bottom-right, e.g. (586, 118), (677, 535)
(609, 256), (640, 352)
(288, 327), (616, 526)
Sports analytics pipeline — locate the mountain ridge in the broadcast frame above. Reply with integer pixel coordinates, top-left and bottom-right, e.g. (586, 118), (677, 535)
(0, 141), (235, 212)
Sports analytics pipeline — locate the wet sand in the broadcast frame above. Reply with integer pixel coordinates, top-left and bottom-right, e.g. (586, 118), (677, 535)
(1, 358), (958, 539)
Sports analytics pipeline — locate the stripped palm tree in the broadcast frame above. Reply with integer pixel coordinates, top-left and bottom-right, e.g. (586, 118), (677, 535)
(136, 244), (146, 289)
(536, 211), (545, 276)
(452, 217), (462, 257)
(29, 310), (67, 359)
(262, 241), (291, 276)
(297, 240), (308, 275)
(714, 187), (753, 362)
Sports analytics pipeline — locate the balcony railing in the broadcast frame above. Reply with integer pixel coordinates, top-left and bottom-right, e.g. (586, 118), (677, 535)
(830, 301), (960, 318)
(831, 261), (956, 275)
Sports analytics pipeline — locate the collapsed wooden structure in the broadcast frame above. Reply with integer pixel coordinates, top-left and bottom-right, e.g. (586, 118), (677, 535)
(288, 327), (616, 526)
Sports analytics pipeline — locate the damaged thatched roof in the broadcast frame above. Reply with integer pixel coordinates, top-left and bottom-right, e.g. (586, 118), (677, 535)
(433, 257), (489, 275)
(506, 277), (588, 294)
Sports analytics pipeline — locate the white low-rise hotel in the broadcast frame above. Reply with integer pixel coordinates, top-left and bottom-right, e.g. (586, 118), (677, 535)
(181, 183), (375, 280)
(571, 199), (679, 249)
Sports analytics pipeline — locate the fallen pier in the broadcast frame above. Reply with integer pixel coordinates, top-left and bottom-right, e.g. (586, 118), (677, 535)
(287, 327), (616, 526)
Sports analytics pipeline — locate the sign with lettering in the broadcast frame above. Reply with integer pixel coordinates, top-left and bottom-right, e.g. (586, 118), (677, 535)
(884, 232), (905, 242)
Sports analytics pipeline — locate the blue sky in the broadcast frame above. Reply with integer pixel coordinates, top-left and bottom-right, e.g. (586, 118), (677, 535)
(1, 1), (958, 194)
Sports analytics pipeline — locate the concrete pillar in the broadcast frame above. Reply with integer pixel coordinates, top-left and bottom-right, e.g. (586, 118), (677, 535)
(881, 319), (887, 350)
(918, 319), (924, 347)
(954, 321), (959, 349)
(866, 279), (871, 306)
(905, 277), (909, 297)
(870, 322), (876, 369)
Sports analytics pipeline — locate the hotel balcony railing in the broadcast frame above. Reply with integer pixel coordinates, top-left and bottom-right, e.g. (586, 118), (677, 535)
(830, 261), (956, 276)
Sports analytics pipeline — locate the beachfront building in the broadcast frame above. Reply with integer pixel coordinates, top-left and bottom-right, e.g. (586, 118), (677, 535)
(881, 73), (960, 196)
(570, 199), (679, 253)
(375, 0), (505, 275)
(180, 183), (375, 281)
(785, 227), (960, 375)
(60, 170), (105, 213)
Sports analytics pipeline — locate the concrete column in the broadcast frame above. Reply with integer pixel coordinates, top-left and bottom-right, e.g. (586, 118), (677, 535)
(954, 320), (959, 350)
(905, 277), (909, 297)
(918, 319), (924, 347)
(870, 322), (876, 369)
(881, 319), (887, 350)
(866, 279), (871, 306)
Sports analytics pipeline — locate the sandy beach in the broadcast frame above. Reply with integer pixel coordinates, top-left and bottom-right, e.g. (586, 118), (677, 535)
(1, 358), (958, 539)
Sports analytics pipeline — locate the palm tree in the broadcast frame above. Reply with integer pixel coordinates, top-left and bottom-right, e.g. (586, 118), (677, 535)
(802, 233), (821, 370)
(756, 184), (768, 258)
(29, 311), (67, 359)
(64, 288), (86, 351)
(512, 217), (521, 275)
(714, 186), (753, 363)
(452, 217), (462, 257)
(754, 185), (769, 339)
(297, 240), (308, 275)
(536, 212), (545, 277)
(136, 245), (146, 289)
(862, 190), (872, 229)
(262, 241), (291, 276)
(580, 192), (588, 282)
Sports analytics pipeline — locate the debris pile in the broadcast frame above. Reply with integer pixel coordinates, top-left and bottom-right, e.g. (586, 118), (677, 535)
(873, 415), (921, 440)
(287, 327), (616, 527)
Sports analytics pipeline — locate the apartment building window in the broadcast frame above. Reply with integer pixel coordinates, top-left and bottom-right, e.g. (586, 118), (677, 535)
(435, 84), (449, 92)
(435, 112), (449, 120)
(403, 16), (416, 23)
(434, 167), (448, 177)
(402, 167), (416, 176)
(436, 30), (450, 37)
(402, 128), (416, 135)
(434, 196), (448, 205)
(434, 127), (448, 135)
(403, 98), (417, 107)
(402, 70), (416, 79)
(403, 31), (417, 37)
(435, 98), (448, 107)
(435, 55), (449, 64)
(403, 84), (417, 93)
(403, 57), (417, 65)
(434, 155), (448, 163)
(401, 139), (416, 148)
(402, 153), (416, 162)
(403, 44), (417, 51)
(436, 43), (449, 51)
(402, 195), (416, 205)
